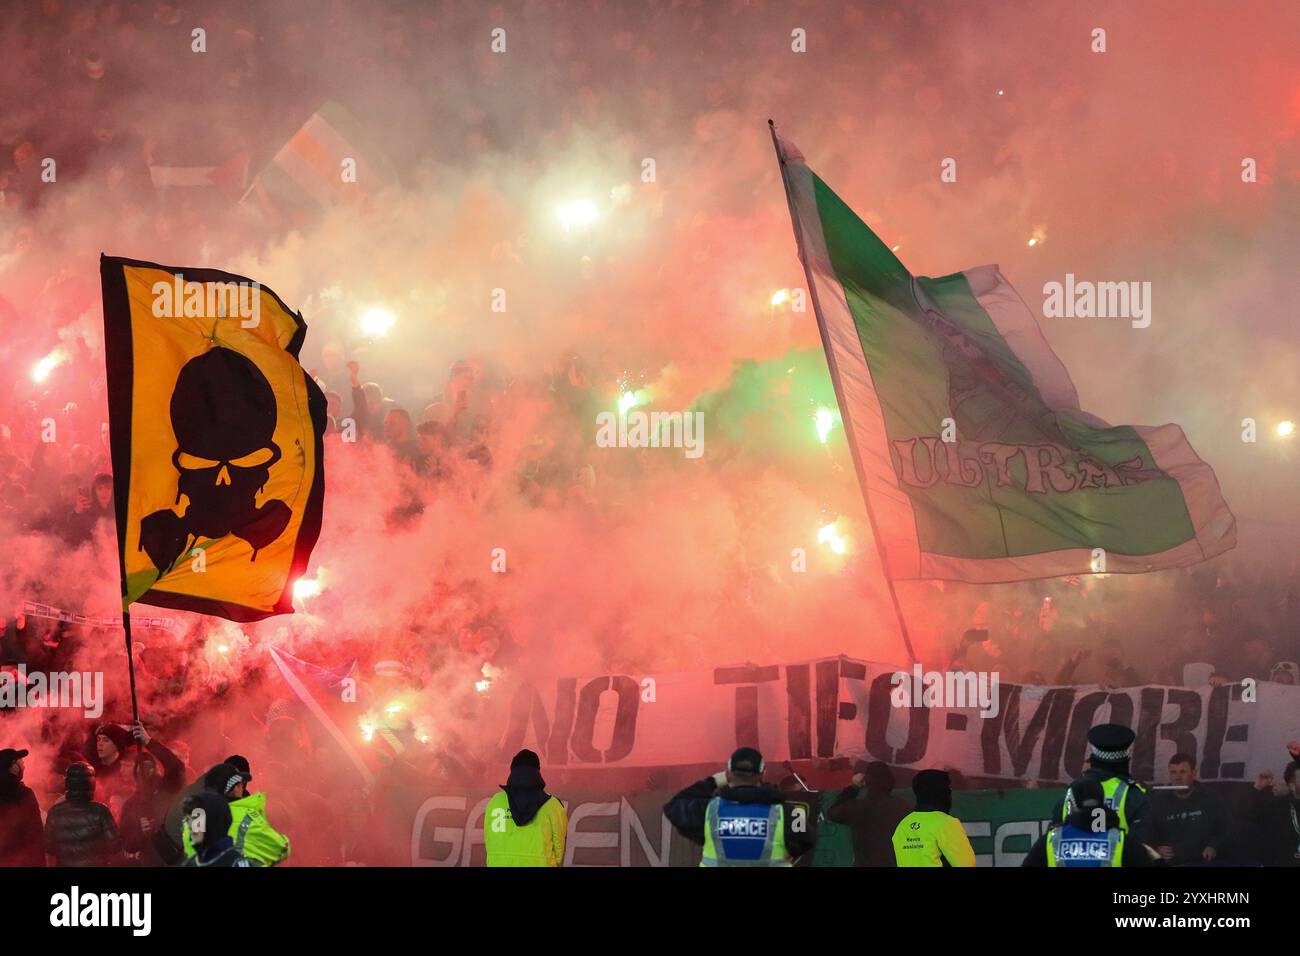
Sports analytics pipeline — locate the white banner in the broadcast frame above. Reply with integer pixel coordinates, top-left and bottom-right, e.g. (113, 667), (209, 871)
(491, 655), (1296, 784)
(20, 601), (182, 634)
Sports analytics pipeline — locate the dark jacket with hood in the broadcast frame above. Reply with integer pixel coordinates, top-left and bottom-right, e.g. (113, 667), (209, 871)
(826, 785), (912, 866)
(483, 764), (568, 866)
(1248, 760), (1300, 866)
(44, 764), (120, 866)
(0, 772), (45, 867)
(1023, 805), (1159, 867)
(663, 777), (816, 861)
(119, 739), (187, 864)
(179, 792), (250, 867)
(502, 764), (551, 826)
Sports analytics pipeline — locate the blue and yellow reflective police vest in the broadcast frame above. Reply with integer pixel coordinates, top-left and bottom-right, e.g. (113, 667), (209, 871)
(700, 797), (792, 867)
(1045, 823), (1125, 867)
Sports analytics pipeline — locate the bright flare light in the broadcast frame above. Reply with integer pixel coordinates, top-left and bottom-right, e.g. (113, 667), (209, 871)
(475, 678), (492, 694)
(557, 199), (598, 231)
(817, 520), (850, 556)
(770, 289), (791, 307)
(814, 407), (837, 444)
(31, 348), (67, 383)
(617, 390), (641, 415)
(359, 307), (396, 338)
(293, 576), (323, 601)
(1278, 420), (1296, 438)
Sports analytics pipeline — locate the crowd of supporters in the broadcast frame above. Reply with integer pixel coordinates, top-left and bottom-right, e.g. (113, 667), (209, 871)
(1, 1), (1297, 869)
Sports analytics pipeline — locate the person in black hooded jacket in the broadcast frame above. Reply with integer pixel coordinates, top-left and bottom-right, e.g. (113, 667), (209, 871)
(483, 749), (568, 866)
(44, 762), (120, 866)
(0, 748), (45, 867)
(180, 791), (250, 867)
(119, 723), (186, 866)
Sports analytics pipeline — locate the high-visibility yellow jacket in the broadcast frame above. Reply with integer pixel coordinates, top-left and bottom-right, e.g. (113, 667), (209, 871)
(483, 791), (567, 867)
(892, 810), (976, 867)
(183, 791), (290, 867)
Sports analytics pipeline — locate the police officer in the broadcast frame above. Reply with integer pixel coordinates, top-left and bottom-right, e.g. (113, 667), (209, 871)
(663, 747), (815, 866)
(1025, 777), (1159, 867)
(891, 769), (975, 867)
(1062, 723), (1151, 845)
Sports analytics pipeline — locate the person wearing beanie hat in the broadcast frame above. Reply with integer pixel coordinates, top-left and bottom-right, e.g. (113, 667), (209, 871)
(224, 754), (253, 783)
(182, 760), (290, 866)
(483, 749), (567, 866)
(662, 746), (815, 866)
(180, 791), (250, 867)
(84, 722), (135, 812)
(1024, 777), (1161, 867)
(1058, 723), (1151, 846)
(891, 769), (975, 867)
(44, 762), (121, 866)
(0, 747), (45, 867)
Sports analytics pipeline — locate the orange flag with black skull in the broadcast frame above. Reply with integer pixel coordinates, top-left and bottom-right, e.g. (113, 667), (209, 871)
(100, 255), (326, 622)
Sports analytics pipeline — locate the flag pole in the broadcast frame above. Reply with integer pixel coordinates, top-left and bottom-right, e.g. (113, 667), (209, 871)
(122, 608), (140, 723)
(767, 119), (918, 665)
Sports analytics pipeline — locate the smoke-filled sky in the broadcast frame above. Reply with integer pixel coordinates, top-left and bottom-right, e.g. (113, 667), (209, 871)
(1, 0), (1298, 796)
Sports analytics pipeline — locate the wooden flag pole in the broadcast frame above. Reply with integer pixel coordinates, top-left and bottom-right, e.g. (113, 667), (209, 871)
(768, 119), (918, 665)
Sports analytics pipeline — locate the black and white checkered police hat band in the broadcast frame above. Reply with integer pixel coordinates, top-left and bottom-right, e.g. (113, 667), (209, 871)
(1090, 744), (1131, 761)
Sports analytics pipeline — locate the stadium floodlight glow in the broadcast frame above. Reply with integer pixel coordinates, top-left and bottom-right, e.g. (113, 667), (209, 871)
(31, 348), (67, 383)
(359, 307), (396, 338)
(1278, 420), (1296, 439)
(557, 199), (598, 231)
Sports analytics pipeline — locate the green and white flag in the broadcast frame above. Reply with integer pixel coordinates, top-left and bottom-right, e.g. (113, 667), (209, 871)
(773, 131), (1236, 583)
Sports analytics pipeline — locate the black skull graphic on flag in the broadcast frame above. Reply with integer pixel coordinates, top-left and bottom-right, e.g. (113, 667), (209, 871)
(101, 256), (326, 622)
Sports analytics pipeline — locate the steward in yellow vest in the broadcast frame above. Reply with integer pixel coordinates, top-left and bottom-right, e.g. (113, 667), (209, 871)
(483, 749), (568, 867)
(663, 747), (815, 866)
(891, 769), (975, 867)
